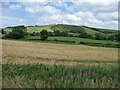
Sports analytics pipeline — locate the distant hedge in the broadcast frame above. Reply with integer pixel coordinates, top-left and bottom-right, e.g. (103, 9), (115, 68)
(79, 41), (120, 48)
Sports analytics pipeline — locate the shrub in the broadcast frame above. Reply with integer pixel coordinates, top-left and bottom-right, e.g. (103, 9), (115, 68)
(95, 33), (106, 40)
(1, 29), (5, 34)
(114, 32), (120, 41)
(48, 32), (54, 36)
(107, 35), (115, 41)
(79, 32), (92, 39)
(54, 38), (58, 41)
(40, 29), (48, 40)
(54, 30), (61, 36)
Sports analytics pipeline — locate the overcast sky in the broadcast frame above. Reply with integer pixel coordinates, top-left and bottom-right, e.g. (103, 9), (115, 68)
(0, 0), (119, 30)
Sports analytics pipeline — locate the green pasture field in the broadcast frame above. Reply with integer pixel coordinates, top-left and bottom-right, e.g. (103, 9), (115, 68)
(25, 36), (119, 48)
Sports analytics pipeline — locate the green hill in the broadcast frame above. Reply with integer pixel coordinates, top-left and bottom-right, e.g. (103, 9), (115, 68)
(83, 26), (118, 35)
(27, 24), (56, 32)
(4, 24), (118, 36)
(26, 24), (118, 36)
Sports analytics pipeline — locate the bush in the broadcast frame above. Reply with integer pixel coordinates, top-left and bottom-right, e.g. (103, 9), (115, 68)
(40, 29), (48, 40)
(69, 34), (74, 37)
(1, 29), (5, 34)
(61, 31), (68, 36)
(54, 38), (58, 41)
(114, 32), (120, 41)
(54, 30), (61, 36)
(79, 41), (119, 48)
(48, 32), (54, 36)
(107, 35), (115, 41)
(95, 33), (106, 40)
(79, 32), (92, 39)
(53, 30), (68, 37)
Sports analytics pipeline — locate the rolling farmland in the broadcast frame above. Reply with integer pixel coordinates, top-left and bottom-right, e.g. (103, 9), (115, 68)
(1, 1), (119, 88)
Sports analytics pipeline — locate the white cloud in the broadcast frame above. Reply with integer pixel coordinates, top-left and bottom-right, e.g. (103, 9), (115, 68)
(38, 14), (63, 25)
(1, 16), (24, 27)
(37, 11), (103, 28)
(1, 1), (118, 30)
(71, 0), (119, 5)
(74, 11), (105, 27)
(9, 4), (22, 10)
(25, 4), (61, 15)
(69, 0), (118, 13)
(96, 12), (118, 21)
(25, 7), (35, 13)
(103, 21), (118, 30)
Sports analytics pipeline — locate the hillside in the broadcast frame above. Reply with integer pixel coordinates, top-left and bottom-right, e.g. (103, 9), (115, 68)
(83, 26), (118, 35)
(27, 24), (56, 32)
(4, 24), (118, 37)
(26, 24), (118, 36)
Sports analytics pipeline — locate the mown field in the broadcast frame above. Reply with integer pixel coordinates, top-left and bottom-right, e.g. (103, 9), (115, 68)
(2, 40), (119, 88)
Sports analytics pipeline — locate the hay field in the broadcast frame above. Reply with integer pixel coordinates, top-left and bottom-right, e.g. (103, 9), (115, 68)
(2, 40), (118, 65)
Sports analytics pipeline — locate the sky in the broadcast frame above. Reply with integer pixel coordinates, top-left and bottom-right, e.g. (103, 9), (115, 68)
(0, 0), (119, 30)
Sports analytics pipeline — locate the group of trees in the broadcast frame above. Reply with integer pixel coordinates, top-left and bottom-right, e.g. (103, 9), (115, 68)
(78, 32), (92, 39)
(4, 26), (27, 39)
(107, 33), (120, 41)
(53, 30), (68, 36)
(2, 26), (48, 40)
(94, 33), (106, 40)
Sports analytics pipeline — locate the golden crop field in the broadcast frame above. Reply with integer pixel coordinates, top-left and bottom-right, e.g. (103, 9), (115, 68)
(2, 40), (118, 65)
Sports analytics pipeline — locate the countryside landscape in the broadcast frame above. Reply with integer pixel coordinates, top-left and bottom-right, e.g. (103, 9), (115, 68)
(1, 0), (119, 88)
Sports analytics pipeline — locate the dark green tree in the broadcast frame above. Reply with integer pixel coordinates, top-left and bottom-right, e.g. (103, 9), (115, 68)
(95, 33), (106, 40)
(48, 31), (54, 36)
(79, 32), (92, 38)
(40, 29), (48, 40)
(54, 30), (61, 36)
(114, 32), (120, 41)
(61, 31), (68, 36)
(5, 25), (27, 39)
(107, 35), (115, 41)
(1, 29), (5, 34)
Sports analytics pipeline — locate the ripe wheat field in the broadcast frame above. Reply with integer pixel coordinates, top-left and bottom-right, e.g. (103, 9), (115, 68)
(2, 40), (118, 65)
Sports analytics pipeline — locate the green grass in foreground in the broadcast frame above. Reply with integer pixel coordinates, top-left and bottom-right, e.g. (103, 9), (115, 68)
(3, 64), (118, 88)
